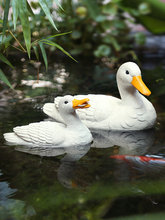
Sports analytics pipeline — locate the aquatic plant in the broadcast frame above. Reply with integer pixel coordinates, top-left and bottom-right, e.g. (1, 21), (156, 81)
(0, 0), (75, 88)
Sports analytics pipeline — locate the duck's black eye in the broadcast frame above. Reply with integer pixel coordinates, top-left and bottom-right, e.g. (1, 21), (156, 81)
(64, 101), (68, 104)
(126, 70), (129, 75)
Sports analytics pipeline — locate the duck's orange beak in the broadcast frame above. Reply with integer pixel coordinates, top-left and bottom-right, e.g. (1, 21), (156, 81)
(72, 98), (90, 109)
(131, 75), (151, 96)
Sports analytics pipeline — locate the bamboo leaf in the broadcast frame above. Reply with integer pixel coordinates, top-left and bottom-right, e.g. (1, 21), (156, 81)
(41, 39), (77, 62)
(53, 0), (64, 11)
(31, 31), (72, 46)
(38, 0), (58, 31)
(31, 39), (40, 47)
(0, 69), (13, 89)
(27, 0), (35, 18)
(11, 0), (19, 30)
(45, 31), (72, 40)
(32, 45), (39, 61)
(38, 42), (48, 70)
(0, 52), (14, 69)
(0, 34), (13, 46)
(2, 0), (10, 38)
(19, 0), (31, 57)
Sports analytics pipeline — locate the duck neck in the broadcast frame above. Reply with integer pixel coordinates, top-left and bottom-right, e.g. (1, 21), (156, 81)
(119, 85), (144, 109)
(62, 111), (84, 129)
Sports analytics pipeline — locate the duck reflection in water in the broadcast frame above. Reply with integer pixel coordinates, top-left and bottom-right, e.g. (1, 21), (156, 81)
(13, 129), (156, 189)
(15, 144), (91, 190)
(91, 128), (155, 155)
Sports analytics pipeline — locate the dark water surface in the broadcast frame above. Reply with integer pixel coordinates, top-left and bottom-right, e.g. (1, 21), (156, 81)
(0, 54), (165, 219)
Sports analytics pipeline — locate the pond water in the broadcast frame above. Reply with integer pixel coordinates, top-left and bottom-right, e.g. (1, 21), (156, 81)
(0, 53), (165, 220)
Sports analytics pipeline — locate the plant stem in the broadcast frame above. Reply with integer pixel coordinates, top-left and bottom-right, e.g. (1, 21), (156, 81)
(7, 30), (26, 52)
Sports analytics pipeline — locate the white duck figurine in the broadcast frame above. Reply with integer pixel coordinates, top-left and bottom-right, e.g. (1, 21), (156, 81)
(43, 62), (157, 131)
(3, 95), (93, 147)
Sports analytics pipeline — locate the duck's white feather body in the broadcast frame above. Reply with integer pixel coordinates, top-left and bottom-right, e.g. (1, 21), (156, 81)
(43, 62), (157, 131)
(4, 121), (65, 146)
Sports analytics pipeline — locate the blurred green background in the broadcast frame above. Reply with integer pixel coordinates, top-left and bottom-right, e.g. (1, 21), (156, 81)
(1, 0), (165, 87)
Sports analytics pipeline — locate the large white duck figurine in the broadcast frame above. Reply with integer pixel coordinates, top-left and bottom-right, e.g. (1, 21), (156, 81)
(3, 95), (93, 146)
(43, 62), (157, 131)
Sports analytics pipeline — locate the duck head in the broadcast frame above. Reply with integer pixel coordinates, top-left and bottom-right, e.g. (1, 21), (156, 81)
(58, 95), (91, 127)
(59, 95), (90, 115)
(116, 62), (151, 96)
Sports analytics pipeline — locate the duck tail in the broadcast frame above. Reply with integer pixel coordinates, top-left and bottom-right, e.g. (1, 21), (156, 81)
(43, 103), (64, 123)
(43, 103), (55, 118)
(3, 132), (20, 144)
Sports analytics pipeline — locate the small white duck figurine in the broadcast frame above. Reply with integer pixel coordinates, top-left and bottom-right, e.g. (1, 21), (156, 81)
(43, 62), (157, 131)
(3, 95), (93, 147)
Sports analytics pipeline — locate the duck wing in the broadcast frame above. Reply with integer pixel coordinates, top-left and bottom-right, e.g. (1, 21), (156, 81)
(4, 121), (66, 146)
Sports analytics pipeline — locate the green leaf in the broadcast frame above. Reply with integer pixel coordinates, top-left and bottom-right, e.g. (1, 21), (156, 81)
(102, 3), (117, 15)
(134, 32), (146, 45)
(53, 0), (64, 11)
(38, 0), (58, 31)
(110, 37), (121, 51)
(101, 20), (113, 31)
(71, 30), (82, 39)
(121, 0), (165, 21)
(95, 15), (106, 23)
(30, 1), (39, 10)
(32, 45), (39, 61)
(2, 0), (10, 38)
(102, 36), (121, 51)
(0, 34), (13, 45)
(121, 0), (165, 34)
(40, 39), (77, 62)
(0, 52), (14, 69)
(138, 15), (165, 34)
(11, 0), (19, 30)
(82, 0), (100, 20)
(94, 44), (111, 57)
(45, 31), (72, 40)
(38, 41), (48, 70)
(113, 19), (126, 29)
(70, 48), (83, 55)
(27, 0), (35, 18)
(0, 69), (13, 89)
(19, 0), (31, 58)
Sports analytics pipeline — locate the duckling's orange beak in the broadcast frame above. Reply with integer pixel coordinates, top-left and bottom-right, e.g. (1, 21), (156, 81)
(131, 75), (151, 96)
(72, 98), (90, 109)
